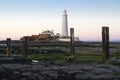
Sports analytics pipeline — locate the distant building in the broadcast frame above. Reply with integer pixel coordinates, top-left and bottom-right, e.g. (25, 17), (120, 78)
(59, 36), (79, 42)
(62, 10), (68, 36)
(20, 30), (59, 42)
(60, 10), (79, 41)
(42, 30), (54, 36)
(21, 10), (80, 42)
(59, 36), (70, 42)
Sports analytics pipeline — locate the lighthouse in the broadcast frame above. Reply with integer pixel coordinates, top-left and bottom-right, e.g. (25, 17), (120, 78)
(59, 10), (80, 41)
(62, 10), (68, 36)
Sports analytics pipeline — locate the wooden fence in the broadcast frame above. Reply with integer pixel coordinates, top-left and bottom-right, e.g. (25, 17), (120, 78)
(0, 27), (110, 63)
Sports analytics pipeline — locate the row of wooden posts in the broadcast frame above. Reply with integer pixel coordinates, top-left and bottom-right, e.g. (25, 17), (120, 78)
(6, 27), (109, 63)
(70, 27), (109, 63)
(6, 37), (28, 58)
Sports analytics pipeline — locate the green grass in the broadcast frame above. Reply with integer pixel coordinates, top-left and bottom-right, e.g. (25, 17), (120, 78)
(68, 53), (102, 64)
(0, 42), (120, 65)
(26, 51), (120, 65)
(27, 53), (68, 62)
(110, 61), (120, 66)
(27, 53), (102, 64)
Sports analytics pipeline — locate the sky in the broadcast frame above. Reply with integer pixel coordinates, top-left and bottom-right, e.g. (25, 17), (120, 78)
(0, 0), (120, 41)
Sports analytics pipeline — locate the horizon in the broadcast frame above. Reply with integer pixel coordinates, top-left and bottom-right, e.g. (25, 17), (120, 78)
(0, 0), (120, 41)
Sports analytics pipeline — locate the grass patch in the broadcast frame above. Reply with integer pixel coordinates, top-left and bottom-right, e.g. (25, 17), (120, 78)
(27, 53), (102, 64)
(110, 60), (120, 66)
(26, 49), (120, 65)
(27, 53), (68, 62)
(67, 53), (102, 64)
(110, 51), (120, 59)
(76, 53), (102, 59)
(68, 59), (101, 64)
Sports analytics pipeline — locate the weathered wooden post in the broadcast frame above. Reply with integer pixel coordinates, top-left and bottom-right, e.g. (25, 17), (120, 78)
(6, 38), (11, 57)
(23, 36), (28, 58)
(102, 27), (109, 63)
(70, 28), (75, 58)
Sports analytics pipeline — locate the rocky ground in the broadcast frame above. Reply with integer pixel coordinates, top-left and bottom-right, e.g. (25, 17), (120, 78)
(0, 61), (120, 80)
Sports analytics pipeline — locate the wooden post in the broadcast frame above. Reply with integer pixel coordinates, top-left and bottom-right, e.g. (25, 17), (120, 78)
(6, 38), (11, 57)
(70, 28), (75, 58)
(23, 36), (28, 58)
(102, 27), (109, 63)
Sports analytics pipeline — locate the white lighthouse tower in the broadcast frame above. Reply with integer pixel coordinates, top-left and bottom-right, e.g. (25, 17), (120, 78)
(62, 10), (68, 36)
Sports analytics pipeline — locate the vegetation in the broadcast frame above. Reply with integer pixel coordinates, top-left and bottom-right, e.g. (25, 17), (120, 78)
(0, 41), (120, 65)
(27, 51), (120, 65)
(27, 53), (67, 62)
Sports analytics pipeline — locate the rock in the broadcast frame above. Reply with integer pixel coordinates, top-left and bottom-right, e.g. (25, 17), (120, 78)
(90, 74), (119, 80)
(0, 64), (120, 80)
(93, 67), (112, 75)
(42, 70), (58, 79)
(74, 73), (91, 80)
(21, 72), (32, 76)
